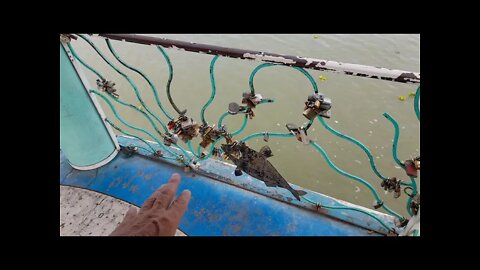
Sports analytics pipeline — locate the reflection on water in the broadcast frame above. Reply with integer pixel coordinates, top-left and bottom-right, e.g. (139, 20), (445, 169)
(71, 34), (419, 217)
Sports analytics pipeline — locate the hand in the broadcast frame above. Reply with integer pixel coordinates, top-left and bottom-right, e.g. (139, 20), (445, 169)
(110, 173), (191, 236)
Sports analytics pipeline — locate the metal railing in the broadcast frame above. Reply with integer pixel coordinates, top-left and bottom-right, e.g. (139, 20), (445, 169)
(60, 34), (420, 234)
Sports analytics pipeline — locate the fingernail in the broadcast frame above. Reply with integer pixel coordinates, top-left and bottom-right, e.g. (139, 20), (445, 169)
(159, 184), (166, 189)
(182, 189), (191, 196)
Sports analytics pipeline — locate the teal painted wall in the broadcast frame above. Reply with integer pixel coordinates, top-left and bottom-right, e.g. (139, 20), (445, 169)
(60, 43), (117, 168)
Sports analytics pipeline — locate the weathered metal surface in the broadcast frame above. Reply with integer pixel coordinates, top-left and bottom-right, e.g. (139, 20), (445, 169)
(95, 34), (420, 85)
(60, 136), (396, 236)
(60, 186), (186, 236)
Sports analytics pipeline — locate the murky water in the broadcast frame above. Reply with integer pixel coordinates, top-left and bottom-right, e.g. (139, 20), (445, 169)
(71, 34), (420, 217)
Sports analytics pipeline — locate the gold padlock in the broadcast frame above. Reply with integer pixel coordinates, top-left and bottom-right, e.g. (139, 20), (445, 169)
(414, 160), (420, 170)
(303, 107), (317, 120)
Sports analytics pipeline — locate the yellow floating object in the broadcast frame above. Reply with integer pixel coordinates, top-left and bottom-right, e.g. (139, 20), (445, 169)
(318, 75), (327, 81)
(398, 96), (406, 101)
(313, 35), (320, 39)
(409, 91), (416, 97)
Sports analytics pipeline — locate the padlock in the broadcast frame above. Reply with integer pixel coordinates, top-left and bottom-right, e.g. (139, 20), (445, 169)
(410, 194), (420, 215)
(414, 157), (420, 170)
(373, 200), (384, 209)
(303, 107), (318, 120)
(211, 148), (220, 157)
(96, 79), (119, 98)
(404, 160), (418, 178)
(124, 145), (137, 158)
(163, 132), (178, 146)
(242, 92), (263, 108)
(228, 102), (241, 115)
(199, 125), (223, 149)
(154, 150), (163, 157)
(167, 120), (176, 130)
(263, 132), (269, 142)
(299, 128), (310, 145)
(286, 123), (309, 144)
(168, 115), (199, 142)
(302, 92), (332, 120)
(286, 123), (300, 141)
(246, 108), (255, 119)
(394, 180), (402, 199)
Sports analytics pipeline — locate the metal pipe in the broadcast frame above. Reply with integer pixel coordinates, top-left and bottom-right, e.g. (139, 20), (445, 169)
(96, 34), (420, 84)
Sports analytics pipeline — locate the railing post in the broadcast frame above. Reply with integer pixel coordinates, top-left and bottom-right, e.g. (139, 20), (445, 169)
(60, 40), (119, 170)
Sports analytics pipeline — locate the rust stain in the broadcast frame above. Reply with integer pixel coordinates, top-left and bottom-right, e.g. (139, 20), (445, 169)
(193, 208), (207, 219)
(129, 185), (140, 194)
(230, 224), (241, 234)
(108, 177), (122, 190)
(206, 212), (221, 222)
(286, 222), (296, 233)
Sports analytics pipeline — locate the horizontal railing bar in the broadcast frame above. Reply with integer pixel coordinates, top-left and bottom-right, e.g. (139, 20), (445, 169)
(95, 34), (420, 84)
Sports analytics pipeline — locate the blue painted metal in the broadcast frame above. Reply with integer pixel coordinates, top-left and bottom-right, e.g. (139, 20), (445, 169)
(60, 135), (397, 236)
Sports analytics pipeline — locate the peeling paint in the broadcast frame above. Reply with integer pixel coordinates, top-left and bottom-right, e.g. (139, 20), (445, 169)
(98, 34), (420, 84)
(170, 45), (185, 51)
(243, 53), (296, 64)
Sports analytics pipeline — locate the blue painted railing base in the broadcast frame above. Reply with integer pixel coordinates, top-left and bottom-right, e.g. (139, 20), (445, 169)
(60, 136), (395, 236)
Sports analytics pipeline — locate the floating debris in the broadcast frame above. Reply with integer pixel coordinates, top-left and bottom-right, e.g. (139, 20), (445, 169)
(334, 120), (339, 124)
(355, 186), (361, 193)
(369, 121), (374, 124)
(313, 35), (320, 39)
(409, 91), (416, 97)
(394, 165), (401, 169)
(318, 75), (327, 81)
(355, 160), (362, 164)
(373, 119), (378, 122)
(276, 123), (281, 126)
(376, 156), (380, 159)
(369, 130), (373, 134)
(399, 96), (406, 101)
(333, 155), (337, 158)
